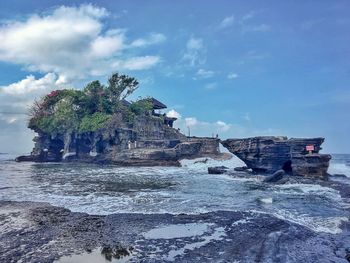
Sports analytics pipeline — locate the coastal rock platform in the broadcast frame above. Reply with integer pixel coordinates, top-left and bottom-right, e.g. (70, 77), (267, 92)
(1, 200), (349, 263)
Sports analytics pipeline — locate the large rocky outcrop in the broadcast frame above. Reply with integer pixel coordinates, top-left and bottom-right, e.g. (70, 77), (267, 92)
(221, 136), (331, 179)
(16, 115), (221, 166)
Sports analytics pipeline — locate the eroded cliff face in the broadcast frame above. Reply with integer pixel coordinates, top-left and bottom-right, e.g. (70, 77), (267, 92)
(17, 115), (220, 166)
(221, 136), (331, 179)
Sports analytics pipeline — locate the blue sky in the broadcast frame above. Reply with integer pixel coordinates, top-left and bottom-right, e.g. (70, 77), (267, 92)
(0, 1), (349, 153)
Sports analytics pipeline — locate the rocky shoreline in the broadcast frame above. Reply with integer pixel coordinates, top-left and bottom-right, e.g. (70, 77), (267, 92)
(1, 156), (350, 262)
(0, 199), (349, 263)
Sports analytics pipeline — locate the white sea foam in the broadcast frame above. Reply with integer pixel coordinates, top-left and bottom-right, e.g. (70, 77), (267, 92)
(258, 197), (273, 204)
(328, 163), (350, 177)
(246, 208), (347, 234)
(273, 210), (348, 234)
(231, 218), (252, 226)
(180, 154), (245, 172)
(275, 183), (342, 201)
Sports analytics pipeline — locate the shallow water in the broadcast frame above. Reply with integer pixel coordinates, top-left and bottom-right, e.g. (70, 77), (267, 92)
(142, 223), (226, 261)
(0, 153), (349, 234)
(56, 248), (132, 263)
(144, 223), (212, 239)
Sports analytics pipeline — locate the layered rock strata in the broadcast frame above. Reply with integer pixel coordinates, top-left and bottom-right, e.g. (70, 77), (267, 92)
(221, 136), (331, 179)
(16, 115), (220, 166)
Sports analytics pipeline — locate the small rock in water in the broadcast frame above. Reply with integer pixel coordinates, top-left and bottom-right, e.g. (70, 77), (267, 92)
(263, 170), (285, 183)
(234, 166), (249, 172)
(332, 173), (347, 178)
(208, 166), (229, 174)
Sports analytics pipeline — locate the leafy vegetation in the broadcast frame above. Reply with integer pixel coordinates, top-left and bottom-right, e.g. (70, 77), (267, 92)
(78, 112), (112, 133)
(130, 99), (153, 116)
(28, 72), (153, 134)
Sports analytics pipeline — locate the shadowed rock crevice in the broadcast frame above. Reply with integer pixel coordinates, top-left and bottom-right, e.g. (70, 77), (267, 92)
(282, 160), (293, 174)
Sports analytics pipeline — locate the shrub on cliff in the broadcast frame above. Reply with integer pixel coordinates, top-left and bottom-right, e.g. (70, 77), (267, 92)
(130, 99), (153, 116)
(29, 97), (79, 133)
(27, 72), (148, 134)
(78, 112), (112, 133)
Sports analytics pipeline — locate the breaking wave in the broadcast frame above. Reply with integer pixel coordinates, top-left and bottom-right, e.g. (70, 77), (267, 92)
(328, 163), (350, 177)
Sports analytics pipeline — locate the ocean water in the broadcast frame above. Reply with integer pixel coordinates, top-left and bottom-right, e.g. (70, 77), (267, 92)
(328, 154), (350, 177)
(0, 153), (349, 234)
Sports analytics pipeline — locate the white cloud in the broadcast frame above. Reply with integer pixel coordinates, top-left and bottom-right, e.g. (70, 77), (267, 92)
(187, 37), (203, 50)
(227, 73), (239, 79)
(218, 15), (235, 29)
(205, 83), (217, 90)
(176, 116), (232, 136)
(216, 121), (231, 132)
(185, 117), (198, 127)
(182, 37), (206, 67)
(8, 117), (18, 124)
(0, 73), (61, 153)
(243, 50), (269, 61)
(2, 73), (58, 95)
(0, 73), (61, 112)
(90, 35), (124, 58)
(138, 76), (154, 86)
(243, 112), (251, 121)
(0, 114), (19, 124)
(242, 23), (271, 33)
(130, 33), (166, 47)
(119, 56), (161, 70)
(0, 73), (64, 153)
(217, 11), (270, 34)
(0, 109), (37, 153)
(0, 4), (162, 82)
(167, 109), (181, 119)
(168, 111), (232, 136)
(196, 69), (214, 78)
(242, 11), (256, 21)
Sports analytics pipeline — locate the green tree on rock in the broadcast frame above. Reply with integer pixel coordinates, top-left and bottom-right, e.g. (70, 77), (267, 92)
(107, 73), (139, 104)
(28, 72), (145, 134)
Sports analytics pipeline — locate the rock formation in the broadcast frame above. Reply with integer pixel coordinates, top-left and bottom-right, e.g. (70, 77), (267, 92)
(16, 73), (222, 166)
(16, 109), (220, 166)
(221, 136), (331, 179)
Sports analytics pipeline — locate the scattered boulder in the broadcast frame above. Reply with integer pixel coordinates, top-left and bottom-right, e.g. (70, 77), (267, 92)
(263, 170), (285, 183)
(331, 174), (348, 178)
(234, 166), (249, 172)
(208, 166), (229, 174)
(15, 155), (35, 162)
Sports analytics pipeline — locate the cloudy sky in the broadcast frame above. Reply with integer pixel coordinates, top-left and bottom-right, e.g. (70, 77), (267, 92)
(0, 1), (349, 154)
